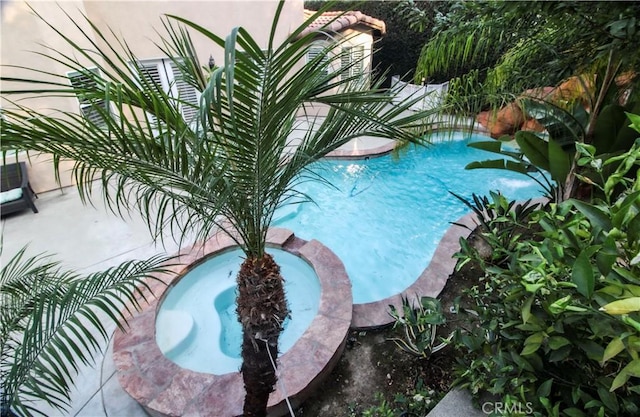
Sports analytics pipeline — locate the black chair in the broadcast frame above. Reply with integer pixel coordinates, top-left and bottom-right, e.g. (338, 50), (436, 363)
(1, 162), (38, 216)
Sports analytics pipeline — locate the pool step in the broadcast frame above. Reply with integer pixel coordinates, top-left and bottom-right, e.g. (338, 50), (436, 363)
(155, 309), (195, 356)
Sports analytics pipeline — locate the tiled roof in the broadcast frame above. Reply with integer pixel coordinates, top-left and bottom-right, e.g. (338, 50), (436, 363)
(299, 9), (386, 38)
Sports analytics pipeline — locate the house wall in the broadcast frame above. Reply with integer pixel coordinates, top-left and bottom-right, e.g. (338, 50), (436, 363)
(1, 0), (304, 193)
(81, 1), (302, 73)
(1, 1), (97, 116)
(298, 26), (376, 117)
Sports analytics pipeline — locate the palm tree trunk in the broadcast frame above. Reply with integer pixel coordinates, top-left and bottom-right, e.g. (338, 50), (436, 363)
(236, 253), (289, 417)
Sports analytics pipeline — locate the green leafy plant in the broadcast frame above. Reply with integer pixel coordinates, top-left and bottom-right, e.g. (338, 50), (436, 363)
(0, 246), (171, 417)
(360, 394), (395, 417)
(453, 191), (541, 269)
(575, 137), (640, 205)
(451, 114), (640, 416)
(388, 295), (452, 359)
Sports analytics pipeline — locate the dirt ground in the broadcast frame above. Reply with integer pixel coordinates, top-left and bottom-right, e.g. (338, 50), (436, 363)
(295, 259), (483, 416)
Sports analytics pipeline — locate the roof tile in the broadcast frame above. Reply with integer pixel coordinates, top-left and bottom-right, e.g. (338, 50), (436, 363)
(300, 9), (386, 38)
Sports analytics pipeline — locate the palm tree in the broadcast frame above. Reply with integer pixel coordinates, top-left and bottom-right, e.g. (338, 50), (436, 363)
(1, 2), (438, 415)
(1, 245), (171, 417)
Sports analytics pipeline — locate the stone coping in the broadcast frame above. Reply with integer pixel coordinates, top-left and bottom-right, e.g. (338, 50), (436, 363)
(113, 228), (352, 417)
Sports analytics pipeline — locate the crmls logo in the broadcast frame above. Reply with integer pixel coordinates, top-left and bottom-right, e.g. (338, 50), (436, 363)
(482, 401), (534, 415)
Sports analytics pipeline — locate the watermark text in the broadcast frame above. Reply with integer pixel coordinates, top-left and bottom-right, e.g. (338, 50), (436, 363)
(482, 401), (534, 415)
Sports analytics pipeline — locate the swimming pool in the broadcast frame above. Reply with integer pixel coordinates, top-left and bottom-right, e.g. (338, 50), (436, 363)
(274, 132), (545, 304)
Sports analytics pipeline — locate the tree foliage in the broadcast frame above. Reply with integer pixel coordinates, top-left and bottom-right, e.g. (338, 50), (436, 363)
(1, 246), (171, 417)
(409, 0), (640, 95)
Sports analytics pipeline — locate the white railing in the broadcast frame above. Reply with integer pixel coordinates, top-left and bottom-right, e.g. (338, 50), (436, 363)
(390, 75), (449, 111)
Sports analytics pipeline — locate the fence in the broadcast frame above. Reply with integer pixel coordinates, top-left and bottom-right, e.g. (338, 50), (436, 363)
(390, 75), (449, 111)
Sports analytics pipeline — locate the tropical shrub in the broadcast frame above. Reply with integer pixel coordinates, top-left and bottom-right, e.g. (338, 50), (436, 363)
(410, 1), (640, 103)
(451, 116), (640, 416)
(388, 295), (451, 359)
(452, 191), (542, 266)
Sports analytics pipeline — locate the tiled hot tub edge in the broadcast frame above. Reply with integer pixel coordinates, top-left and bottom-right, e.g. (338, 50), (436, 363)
(113, 228), (352, 417)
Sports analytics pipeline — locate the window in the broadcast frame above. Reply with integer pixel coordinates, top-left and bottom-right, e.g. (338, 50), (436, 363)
(67, 68), (110, 128)
(340, 45), (365, 80)
(134, 58), (200, 125)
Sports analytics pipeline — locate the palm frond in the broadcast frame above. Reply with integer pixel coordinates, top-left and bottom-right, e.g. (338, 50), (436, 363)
(1, 245), (173, 417)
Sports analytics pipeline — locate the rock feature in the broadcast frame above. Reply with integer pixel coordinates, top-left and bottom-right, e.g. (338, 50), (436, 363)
(475, 75), (600, 138)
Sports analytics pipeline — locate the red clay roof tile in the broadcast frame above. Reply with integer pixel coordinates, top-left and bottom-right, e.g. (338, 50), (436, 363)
(300, 9), (386, 38)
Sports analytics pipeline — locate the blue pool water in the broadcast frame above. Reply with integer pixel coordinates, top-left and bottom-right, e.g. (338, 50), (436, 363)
(274, 132), (545, 304)
(156, 248), (320, 375)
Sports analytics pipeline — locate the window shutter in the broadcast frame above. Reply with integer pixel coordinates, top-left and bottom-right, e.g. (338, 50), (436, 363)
(135, 59), (200, 126)
(169, 61), (199, 123)
(135, 61), (165, 127)
(68, 69), (109, 128)
(351, 45), (365, 75)
(340, 48), (351, 76)
(137, 61), (165, 90)
(341, 45), (365, 79)
(308, 46), (329, 79)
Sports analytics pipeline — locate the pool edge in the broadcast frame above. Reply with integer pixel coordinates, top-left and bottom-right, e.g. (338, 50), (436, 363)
(351, 212), (477, 329)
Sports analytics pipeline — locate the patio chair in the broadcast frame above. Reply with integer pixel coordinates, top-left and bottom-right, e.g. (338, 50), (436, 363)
(1, 161), (38, 216)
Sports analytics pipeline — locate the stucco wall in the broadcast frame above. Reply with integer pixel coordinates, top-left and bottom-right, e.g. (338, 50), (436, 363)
(1, 0), (97, 116)
(1, 0), (304, 193)
(82, 0), (303, 72)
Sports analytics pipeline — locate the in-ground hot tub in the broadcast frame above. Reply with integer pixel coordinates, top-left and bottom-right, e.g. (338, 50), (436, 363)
(155, 247), (322, 375)
(113, 228), (351, 417)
